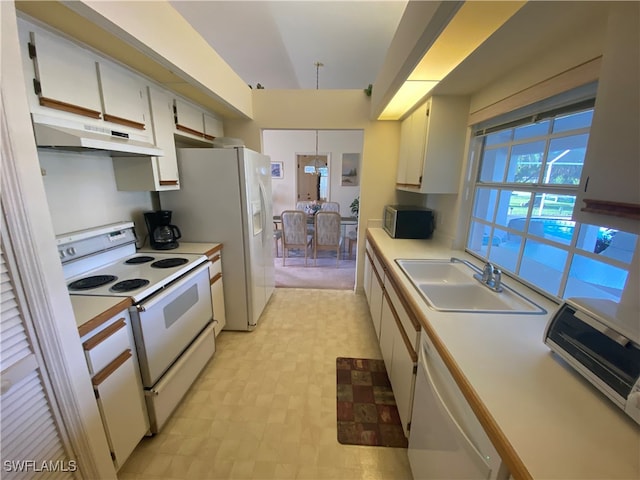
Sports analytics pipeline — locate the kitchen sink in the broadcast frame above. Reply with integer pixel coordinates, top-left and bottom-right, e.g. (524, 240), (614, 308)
(395, 258), (546, 314)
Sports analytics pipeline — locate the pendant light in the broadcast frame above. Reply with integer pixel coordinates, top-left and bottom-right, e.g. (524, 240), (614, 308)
(311, 61), (324, 175)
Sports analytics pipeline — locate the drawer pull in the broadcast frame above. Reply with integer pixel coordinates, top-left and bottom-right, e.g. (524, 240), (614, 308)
(92, 350), (132, 386)
(83, 318), (126, 351)
(210, 272), (222, 286)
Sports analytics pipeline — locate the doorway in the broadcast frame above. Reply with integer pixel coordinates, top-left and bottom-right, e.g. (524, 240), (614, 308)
(297, 154), (328, 202)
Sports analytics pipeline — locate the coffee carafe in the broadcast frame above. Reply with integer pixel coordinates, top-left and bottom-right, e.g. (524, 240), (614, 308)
(144, 210), (182, 250)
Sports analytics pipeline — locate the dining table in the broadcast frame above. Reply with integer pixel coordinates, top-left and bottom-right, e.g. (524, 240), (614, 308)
(273, 214), (358, 254)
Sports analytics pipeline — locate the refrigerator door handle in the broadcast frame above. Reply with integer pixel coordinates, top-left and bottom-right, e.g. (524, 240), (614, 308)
(258, 182), (268, 244)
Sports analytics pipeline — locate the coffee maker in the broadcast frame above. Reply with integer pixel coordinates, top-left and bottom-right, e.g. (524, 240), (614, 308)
(144, 210), (182, 250)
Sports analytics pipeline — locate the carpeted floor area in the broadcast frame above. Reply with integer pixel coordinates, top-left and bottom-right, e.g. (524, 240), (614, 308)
(274, 248), (355, 290)
(336, 357), (408, 448)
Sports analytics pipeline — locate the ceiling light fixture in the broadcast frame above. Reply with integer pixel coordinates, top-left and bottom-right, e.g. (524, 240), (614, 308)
(311, 61), (324, 175)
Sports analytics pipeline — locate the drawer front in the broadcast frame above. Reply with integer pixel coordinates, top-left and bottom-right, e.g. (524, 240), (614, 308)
(208, 253), (222, 279)
(83, 314), (131, 375)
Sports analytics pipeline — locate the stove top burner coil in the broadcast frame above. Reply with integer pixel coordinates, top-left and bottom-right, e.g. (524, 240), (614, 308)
(68, 275), (117, 290)
(110, 278), (150, 292)
(151, 258), (189, 269)
(125, 256), (155, 265)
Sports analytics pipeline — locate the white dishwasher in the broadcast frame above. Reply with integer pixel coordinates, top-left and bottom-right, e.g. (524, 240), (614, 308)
(408, 329), (507, 480)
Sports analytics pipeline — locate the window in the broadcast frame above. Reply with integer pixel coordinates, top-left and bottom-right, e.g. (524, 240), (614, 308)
(467, 103), (637, 302)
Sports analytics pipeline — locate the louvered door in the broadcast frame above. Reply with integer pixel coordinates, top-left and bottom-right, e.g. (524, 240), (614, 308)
(0, 224), (76, 479)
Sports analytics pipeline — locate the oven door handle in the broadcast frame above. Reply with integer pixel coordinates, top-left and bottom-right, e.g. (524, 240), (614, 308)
(136, 261), (211, 312)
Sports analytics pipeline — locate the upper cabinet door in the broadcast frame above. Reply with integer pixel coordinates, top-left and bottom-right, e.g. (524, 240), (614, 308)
(97, 61), (147, 130)
(396, 96), (469, 194)
(174, 99), (205, 137)
(27, 27), (102, 119)
(203, 113), (224, 140)
(574, 3), (640, 231)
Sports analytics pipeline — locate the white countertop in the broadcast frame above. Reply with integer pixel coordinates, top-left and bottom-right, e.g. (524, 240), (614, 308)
(367, 228), (640, 480)
(70, 295), (132, 337)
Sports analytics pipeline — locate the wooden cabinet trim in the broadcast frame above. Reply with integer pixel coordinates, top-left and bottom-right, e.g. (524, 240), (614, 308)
(205, 244), (223, 258)
(77, 298), (132, 337)
(91, 350), (132, 387)
(82, 317), (126, 351)
(366, 229), (532, 480)
(39, 97), (101, 119)
(103, 113), (145, 130)
(581, 199), (640, 220)
(176, 123), (205, 138)
(210, 272), (223, 286)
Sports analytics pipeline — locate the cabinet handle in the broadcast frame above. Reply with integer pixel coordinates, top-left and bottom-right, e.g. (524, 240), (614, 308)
(92, 350), (132, 387)
(210, 272), (222, 286)
(103, 113), (145, 130)
(82, 318), (126, 351)
(210, 254), (221, 263)
(159, 180), (179, 186)
(175, 124), (205, 138)
(39, 97), (101, 119)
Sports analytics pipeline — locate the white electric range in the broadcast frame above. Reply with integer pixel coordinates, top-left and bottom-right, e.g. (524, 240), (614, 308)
(58, 221), (216, 433)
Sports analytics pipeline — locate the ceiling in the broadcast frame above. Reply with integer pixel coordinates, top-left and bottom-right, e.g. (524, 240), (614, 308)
(169, 0), (408, 90)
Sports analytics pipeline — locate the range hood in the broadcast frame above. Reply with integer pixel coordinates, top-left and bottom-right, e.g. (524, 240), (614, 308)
(31, 113), (164, 157)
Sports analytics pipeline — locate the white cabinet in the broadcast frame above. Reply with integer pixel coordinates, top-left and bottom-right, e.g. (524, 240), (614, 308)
(363, 241), (373, 301)
(174, 99), (224, 144)
(113, 86), (180, 191)
(367, 246), (384, 340)
(380, 288), (417, 436)
(364, 235), (418, 436)
(208, 249), (227, 336)
(574, 3), (640, 232)
(204, 112), (224, 140)
(397, 102), (428, 188)
(174, 98), (205, 138)
(80, 308), (148, 471)
(97, 60), (148, 130)
(20, 18), (102, 119)
(397, 96), (470, 194)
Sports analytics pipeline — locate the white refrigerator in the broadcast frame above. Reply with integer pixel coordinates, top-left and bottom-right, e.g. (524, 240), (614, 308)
(159, 146), (275, 331)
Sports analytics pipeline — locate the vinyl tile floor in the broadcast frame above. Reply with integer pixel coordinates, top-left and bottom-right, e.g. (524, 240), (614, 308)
(119, 288), (413, 480)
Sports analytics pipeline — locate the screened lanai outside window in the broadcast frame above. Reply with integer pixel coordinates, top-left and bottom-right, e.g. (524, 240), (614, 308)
(467, 104), (637, 302)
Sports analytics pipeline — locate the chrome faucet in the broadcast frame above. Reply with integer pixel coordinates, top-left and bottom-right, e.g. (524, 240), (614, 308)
(474, 262), (503, 292)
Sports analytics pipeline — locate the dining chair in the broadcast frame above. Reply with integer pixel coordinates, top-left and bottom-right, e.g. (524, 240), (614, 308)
(281, 210), (311, 266)
(320, 201), (340, 213)
(273, 229), (283, 257)
(296, 201), (312, 211)
(313, 211), (341, 267)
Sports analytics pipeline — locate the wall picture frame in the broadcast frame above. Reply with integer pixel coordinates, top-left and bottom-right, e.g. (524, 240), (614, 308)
(341, 153), (360, 186)
(271, 161), (283, 179)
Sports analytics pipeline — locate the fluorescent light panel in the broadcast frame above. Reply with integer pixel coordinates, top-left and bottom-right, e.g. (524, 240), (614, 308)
(379, 1), (527, 120)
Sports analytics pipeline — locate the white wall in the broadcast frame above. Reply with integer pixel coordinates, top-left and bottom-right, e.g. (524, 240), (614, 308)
(263, 129), (363, 217)
(38, 150), (153, 238)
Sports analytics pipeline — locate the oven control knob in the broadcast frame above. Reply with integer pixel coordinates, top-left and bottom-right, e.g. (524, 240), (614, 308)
(59, 250), (65, 259)
(66, 247), (76, 256)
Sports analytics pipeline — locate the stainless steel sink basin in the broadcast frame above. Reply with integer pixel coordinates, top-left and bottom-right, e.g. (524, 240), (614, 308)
(395, 258), (546, 314)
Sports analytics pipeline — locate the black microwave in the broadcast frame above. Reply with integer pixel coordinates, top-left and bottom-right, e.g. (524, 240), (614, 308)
(383, 205), (434, 239)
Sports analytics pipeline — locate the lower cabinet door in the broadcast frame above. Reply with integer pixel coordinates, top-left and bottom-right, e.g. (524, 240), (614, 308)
(93, 350), (149, 470)
(210, 274), (226, 336)
(389, 323), (415, 437)
(379, 296), (395, 375)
